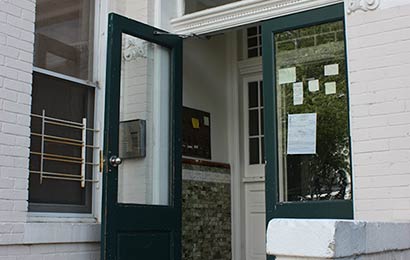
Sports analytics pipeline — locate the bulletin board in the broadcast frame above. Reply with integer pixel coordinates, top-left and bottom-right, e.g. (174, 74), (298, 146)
(182, 107), (211, 159)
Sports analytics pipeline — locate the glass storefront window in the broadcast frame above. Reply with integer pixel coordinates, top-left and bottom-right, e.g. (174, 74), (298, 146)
(34, 0), (95, 80)
(275, 21), (352, 202)
(185, 0), (241, 14)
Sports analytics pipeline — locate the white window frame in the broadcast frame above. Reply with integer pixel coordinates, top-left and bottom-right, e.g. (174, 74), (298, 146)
(242, 75), (265, 179)
(243, 24), (262, 59)
(28, 0), (106, 225)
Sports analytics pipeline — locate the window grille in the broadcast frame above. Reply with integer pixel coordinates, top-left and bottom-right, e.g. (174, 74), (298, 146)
(29, 110), (101, 188)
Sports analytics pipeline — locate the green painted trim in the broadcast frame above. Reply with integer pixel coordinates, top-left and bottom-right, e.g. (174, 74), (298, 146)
(262, 3), (353, 226)
(101, 13), (182, 260)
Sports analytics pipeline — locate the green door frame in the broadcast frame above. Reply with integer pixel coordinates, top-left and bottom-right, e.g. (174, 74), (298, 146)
(262, 3), (353, 224)
(102, 13), (183, 260)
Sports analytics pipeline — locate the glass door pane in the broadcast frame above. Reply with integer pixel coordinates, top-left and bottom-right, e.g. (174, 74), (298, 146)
(117, 33), (171, 205)
(274, 21), (352, 202)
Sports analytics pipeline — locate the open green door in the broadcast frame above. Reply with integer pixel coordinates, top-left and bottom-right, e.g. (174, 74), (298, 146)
(262, 3), (353, 222)
(102, 13), (182, 260)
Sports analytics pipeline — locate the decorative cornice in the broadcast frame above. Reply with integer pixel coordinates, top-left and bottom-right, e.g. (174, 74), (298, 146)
(171, 0), (342, 35)
(346, 0), (380, 14)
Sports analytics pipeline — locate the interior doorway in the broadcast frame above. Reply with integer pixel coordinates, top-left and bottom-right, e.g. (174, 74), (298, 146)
(181, 25), (267, 260)
(102, 5), (351, 260)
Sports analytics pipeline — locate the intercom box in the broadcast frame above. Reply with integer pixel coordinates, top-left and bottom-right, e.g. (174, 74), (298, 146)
(119, 119), (146, 159)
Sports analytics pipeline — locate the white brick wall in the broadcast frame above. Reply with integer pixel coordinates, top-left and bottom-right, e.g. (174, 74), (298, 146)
(0, 0), (35, 242)
(346, 2), (410, 221)
(0, 243), (100, 259)
(0, 1), (101, 259)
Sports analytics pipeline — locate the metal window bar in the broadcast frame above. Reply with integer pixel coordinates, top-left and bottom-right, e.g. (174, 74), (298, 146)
(29, 110), (101, 188)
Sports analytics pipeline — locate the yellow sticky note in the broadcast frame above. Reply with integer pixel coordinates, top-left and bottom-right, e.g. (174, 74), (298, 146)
(192, 118), (200, 129)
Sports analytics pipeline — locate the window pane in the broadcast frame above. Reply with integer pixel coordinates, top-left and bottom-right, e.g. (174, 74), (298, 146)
(247, 26), (262, 59)
(117, 34), (171, 206)
(34, 0), (94, 80)
(185, 0), (241, 14)
(248, 81), (258, 108)
(249, 138), (259, 165)
(260, 108), (264, 135)
(275, 21), (351, 202)
(248, 37), (258, 48)
(29, 72), (94, 213)
(247, 27), (257, 37)
(248, 48), (258, 58)
(249, 110), (259, 136)
(261, 137), (265, 163)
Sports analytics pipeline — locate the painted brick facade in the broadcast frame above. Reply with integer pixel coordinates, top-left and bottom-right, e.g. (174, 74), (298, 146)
(346, 1), (410, 221)
(0, 243), (99, 260)
(2, 0), (410, 258)
(0, 0), (34, 243)
(0, 0), (101, 258)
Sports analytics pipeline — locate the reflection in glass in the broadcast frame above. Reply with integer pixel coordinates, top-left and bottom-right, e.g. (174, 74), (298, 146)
(34, 0), (94, 80)
(275, 21), (352, 202)
(118, 34), (171, 206)
(185, 0), (241, 14)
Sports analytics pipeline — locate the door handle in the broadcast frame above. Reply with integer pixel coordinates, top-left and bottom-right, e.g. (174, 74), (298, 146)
(109, 155), (123, 167)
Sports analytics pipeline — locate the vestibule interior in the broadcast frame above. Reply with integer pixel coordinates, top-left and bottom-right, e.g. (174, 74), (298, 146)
(182, 25), (266, 260)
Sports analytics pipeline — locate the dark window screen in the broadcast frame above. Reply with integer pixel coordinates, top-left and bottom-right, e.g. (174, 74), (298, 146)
(29, 72), (94, 213)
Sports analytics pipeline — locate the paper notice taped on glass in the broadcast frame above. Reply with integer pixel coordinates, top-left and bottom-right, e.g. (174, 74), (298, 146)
(324, 64), (339, 76)
(203, 116), (210, 126)
(325, 82), (337, 95)
(287, 113), (317, 155)
(293, 82), (303, 105)
(278, 67), (296, 84)
(308, 79), (319, 92)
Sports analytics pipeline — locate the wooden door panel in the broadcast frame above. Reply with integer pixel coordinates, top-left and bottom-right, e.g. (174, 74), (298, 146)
(117, 232), (171, 260)
(102, 13), (182, 260)
(245, 182), (266, 260)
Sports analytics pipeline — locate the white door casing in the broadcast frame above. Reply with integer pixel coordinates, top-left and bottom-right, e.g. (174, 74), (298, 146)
(242, 74), (266, 260)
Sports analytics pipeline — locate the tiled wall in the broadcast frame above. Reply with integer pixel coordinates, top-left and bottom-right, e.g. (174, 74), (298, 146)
(182, 163), (232, 260)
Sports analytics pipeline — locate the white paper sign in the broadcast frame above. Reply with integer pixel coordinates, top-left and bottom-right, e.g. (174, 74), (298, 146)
(287, 113), (317, 155)
(325, 82), (337, 95)
(308, 79), (319, 92)
(324, 64), (339, 76)
(278, 67), (296, 84)
(293, 82), (303, 105)
(203, 116), (210, 126)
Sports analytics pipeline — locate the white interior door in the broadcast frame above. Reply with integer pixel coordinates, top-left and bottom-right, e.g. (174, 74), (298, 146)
(242, 76), (266, 260)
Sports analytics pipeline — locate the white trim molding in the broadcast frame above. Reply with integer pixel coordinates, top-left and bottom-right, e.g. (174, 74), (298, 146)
(171, 0), (343, 35)
(347, 0), (380, 14)
(238, 57), (262, 76)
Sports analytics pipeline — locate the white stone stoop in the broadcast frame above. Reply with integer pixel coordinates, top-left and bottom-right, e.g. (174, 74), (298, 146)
(267, 219), (410, 260)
